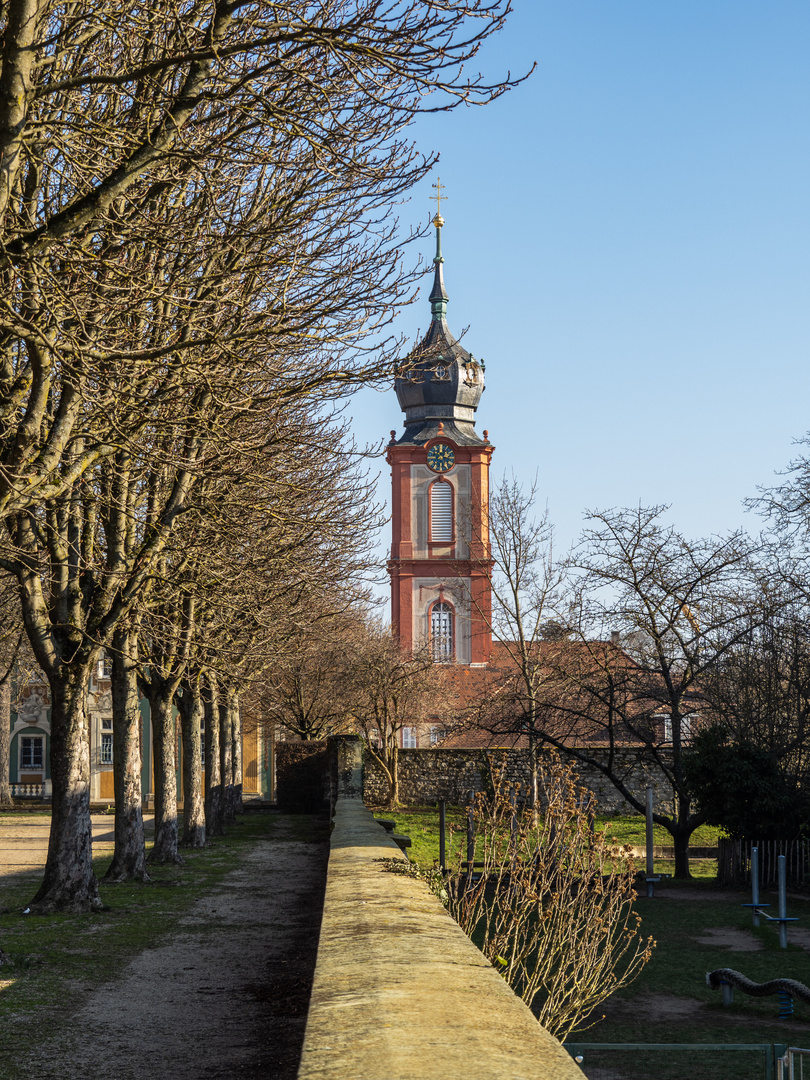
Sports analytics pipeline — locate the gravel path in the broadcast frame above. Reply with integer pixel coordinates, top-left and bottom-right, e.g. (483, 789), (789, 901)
(14, 817), (328, 1080)
(0, 813), (155, 877)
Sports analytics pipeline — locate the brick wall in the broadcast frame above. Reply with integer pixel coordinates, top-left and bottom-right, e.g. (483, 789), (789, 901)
(363, 747), (676, 814)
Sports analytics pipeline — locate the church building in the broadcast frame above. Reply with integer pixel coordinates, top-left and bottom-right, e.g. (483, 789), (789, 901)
(384, 202), (681, 769)
(387, 201), (494, 669)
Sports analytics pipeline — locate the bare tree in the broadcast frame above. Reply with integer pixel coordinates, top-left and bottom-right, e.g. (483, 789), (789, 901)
(0, 0), (525, 523)
(701, 603), (810, 773)
(738, 435), (810, 770)
(177, 670), (206, 849)
(184, 404), (382, 816)
(122, 398), (383, 849)
(105, 619), (150, 882)
(0, 577), (25, 805)
(0, 675), (10, 805)
(537, 505), (763, 878)
(260, 606), (368, 742)
(463, 475), (566, 811)
(198, 672), (220, 838)
(351, 622), (448, 807)
(139, 592), (196, 865)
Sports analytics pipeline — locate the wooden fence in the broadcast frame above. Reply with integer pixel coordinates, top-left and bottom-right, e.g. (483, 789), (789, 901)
(717, 838), (810, 888)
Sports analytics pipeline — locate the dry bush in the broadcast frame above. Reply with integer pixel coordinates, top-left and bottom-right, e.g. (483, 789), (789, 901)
(447, 757), (654, 1040)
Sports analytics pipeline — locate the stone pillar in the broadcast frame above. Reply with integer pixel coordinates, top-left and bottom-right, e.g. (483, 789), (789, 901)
(327, 735), (363, 816)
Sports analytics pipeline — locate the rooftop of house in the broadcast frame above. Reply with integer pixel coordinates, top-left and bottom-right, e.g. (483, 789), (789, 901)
(432, 638), (705, 750)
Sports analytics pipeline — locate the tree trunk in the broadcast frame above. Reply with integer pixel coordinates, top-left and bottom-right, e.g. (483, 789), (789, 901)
(147, 688), (182, 864)
(528, 725), (539, 822)
(220, 690), (235, 825)
(672, 792), (693, 879)
(672, 829), (691, 879)
(0, 679), (10, 804)
(179, 680), (205, 848)
(231, 691), (243, 814)
(387, 743), (399, 808)
(203, 675), (223, 837)
(105, 628), (149, 882)
(30, 670), (101, 912)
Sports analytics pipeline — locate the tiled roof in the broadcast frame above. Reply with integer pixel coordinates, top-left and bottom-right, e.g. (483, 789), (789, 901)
(432, 639), (692, 750)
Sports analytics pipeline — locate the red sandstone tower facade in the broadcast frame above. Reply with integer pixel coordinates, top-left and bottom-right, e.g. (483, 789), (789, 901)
(387, 210), (493, 666)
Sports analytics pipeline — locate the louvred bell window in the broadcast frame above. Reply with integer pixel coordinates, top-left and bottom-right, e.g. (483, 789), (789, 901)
(430, 481), (453, 541)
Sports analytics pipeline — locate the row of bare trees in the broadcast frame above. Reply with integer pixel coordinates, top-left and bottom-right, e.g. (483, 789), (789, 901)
(0, 0), (523, 910)
(0, 396), (383, 896)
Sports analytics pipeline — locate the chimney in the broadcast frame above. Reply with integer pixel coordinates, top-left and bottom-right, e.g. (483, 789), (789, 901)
(611, 631), (620, 645)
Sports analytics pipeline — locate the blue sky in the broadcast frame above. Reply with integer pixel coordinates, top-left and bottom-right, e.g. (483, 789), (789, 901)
(348, 2), (810, 602)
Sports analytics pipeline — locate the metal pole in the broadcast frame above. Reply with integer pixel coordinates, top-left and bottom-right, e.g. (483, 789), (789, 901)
(752, 846), (760, 928)
(438, 798), (446, 872)
(646, 786), (655, 898)
(467, 789), (475, 869)
(779, 854), (788, 949)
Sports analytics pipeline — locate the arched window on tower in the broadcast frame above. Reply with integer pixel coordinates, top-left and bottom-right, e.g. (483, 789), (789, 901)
(431, 601), (454, 662)
(429, 480), (453, 542)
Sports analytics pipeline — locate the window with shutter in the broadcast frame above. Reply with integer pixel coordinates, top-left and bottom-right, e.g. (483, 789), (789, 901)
(429, 481), (453, 541)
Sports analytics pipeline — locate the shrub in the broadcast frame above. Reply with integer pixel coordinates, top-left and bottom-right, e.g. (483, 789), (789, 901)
(446, 756), (654, 1040)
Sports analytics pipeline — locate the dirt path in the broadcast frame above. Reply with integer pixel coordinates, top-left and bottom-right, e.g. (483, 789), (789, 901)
(0, 813), (156, 877)
(14, 818), (328, 1080)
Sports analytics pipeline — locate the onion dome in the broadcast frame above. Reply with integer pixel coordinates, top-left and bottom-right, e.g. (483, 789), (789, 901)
(394, 212), (486, 446)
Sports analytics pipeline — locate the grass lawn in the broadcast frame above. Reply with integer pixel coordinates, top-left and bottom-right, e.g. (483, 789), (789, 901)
(575, 881), (810, 1079)
(374, 805), (467, 866)
(598, 816), (722, 849)
(374, 806), (723, 877)
(379, 806), (809, 1079)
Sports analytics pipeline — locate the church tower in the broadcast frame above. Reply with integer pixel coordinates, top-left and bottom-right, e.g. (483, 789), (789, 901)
(387, 201), (493, 666)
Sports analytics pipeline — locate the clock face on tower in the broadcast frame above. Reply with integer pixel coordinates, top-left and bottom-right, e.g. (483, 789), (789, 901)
(427, 442), (455, 473)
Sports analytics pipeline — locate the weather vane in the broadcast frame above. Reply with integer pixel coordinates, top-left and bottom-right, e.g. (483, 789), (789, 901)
(432, 177), (447, 225)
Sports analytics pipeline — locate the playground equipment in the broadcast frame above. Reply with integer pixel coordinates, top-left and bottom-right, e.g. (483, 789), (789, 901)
(743, 845), (771, 927)
(708, 969), (810, 1018)
(743, 850), (798, 947)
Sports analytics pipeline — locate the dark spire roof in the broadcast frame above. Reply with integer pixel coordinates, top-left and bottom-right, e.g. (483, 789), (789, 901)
(394, 213), (486, 446)
(429, 217), (449, 318)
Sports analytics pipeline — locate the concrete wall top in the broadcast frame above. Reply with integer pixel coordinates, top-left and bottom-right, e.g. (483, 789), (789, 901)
(298, 795), (580, 1080)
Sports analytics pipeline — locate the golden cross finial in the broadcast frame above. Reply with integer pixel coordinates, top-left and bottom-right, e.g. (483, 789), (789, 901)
(431, 177), (447, 225)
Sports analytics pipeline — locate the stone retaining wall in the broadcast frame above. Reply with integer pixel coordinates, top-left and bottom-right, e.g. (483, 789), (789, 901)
(297, 735), (581, 1080)
(363, 746), (676, 813)
(276, 740), (329, 813)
